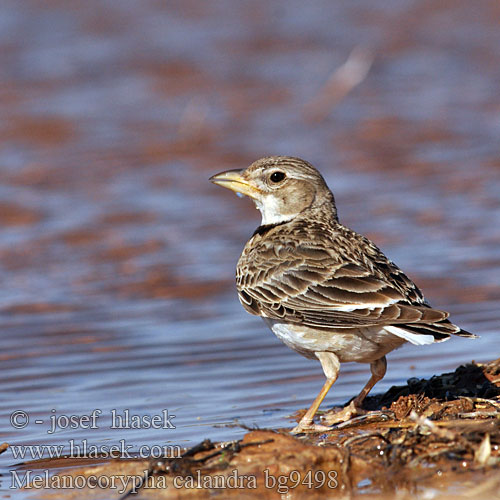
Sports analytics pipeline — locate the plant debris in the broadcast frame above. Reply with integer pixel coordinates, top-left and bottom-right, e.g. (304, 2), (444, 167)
(17, 358), (500, 499)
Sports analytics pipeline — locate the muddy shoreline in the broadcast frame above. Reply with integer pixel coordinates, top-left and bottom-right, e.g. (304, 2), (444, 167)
(12, 357), (500, 499)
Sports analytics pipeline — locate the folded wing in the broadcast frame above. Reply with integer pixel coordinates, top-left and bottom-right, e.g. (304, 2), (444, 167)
(237, 237), (475, 343)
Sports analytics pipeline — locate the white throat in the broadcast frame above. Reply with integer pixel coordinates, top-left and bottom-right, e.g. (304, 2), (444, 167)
(255, 196), (294, 225)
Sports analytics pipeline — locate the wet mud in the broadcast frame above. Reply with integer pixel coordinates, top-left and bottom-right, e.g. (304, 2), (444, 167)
(12, 358), (500, 499)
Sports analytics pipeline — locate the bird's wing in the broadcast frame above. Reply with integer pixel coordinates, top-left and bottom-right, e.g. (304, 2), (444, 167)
(237, 238), (468, 341)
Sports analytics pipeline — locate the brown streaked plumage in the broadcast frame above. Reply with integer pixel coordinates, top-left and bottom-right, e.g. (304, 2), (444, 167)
(210, 156), (476, 433)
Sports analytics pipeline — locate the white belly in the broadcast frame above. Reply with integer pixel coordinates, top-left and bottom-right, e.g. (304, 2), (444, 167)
(263, 318), (408, 363)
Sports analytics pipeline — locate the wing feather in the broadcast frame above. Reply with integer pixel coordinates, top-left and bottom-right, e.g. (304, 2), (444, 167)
(236, 224), (471, 340)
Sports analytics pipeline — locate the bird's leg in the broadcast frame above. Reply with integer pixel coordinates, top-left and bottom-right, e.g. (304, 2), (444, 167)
(322, 356), (387, 425)
(291, 352), (340, 434)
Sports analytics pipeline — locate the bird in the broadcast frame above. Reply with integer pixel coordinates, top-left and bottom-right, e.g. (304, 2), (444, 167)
(209, 156), (476, 433)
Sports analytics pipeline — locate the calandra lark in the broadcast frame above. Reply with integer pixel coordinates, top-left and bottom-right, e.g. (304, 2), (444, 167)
(210, 156), (475, 433)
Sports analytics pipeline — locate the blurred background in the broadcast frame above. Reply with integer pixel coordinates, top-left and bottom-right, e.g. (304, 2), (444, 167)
(1, 0), (500, 489)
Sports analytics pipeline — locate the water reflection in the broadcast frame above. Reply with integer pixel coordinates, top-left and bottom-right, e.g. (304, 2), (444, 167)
(0, 0), (500, 497)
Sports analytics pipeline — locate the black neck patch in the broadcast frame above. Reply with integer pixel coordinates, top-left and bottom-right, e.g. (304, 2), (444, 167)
(252, 220), (289, 237)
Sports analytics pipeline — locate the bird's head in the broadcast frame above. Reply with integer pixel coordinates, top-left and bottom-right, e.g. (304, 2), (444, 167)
(210, 156), (336, 225)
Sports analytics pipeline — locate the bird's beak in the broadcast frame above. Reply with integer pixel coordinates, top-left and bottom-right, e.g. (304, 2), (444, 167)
(209, 169), (259, 200)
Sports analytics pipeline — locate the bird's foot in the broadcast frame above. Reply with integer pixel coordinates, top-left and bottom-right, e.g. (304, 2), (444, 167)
(321, 401), (366, 426)
(290, 419), (332, 434)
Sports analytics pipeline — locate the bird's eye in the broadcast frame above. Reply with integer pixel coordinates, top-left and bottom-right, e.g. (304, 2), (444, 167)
(270, 171), (286, 183)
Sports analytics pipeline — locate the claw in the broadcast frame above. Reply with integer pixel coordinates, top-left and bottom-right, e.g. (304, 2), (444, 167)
(321, 401), (366, 425)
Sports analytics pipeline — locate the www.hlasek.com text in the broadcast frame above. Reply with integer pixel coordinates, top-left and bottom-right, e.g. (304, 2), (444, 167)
(9, 440), (181, 461)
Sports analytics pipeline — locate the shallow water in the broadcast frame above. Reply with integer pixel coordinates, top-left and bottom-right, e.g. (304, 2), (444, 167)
(1, 0), (500, 496)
